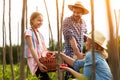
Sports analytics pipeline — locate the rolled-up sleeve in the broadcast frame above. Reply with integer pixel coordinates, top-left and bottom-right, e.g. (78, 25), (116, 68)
(62, 18), (74, 40)
(63, 27), (74, 40)
(73, 59), (85, 72)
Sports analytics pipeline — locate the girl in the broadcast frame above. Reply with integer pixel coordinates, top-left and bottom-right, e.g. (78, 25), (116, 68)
(60, 31), (113, 80)
(24, 12), (51, 80)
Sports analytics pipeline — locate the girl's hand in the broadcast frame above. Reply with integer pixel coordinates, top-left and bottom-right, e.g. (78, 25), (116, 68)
(38, 63), (48, 72)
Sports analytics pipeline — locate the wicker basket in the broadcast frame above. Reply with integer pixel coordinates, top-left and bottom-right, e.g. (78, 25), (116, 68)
(39, 52), (57, 72)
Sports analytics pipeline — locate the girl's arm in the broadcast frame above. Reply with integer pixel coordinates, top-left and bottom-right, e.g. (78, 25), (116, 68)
(26, 36), (47, 72)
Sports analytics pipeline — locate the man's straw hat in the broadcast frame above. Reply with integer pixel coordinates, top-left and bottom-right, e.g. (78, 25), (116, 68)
(68, 1), (89, 15)
(84, 31), (107, 49)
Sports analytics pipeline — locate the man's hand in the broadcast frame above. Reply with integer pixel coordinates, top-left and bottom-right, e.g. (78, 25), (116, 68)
(76, 53), (86, 59)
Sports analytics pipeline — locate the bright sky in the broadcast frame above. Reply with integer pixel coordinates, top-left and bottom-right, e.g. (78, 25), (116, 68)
(0, 0), (120, 47)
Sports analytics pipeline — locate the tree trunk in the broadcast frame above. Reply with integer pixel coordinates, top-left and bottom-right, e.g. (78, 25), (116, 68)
(114, 9), (120, 79)
(19, 0), (27, 80)
(90, 0), (96, 80)
(59, 0), (65, 79)
(25, 0), (28, 78)
(56, 0), (61, 80)
(105, 1), (120, 80)
(17, 23), (20, 62)
(2, 0), (6, 79)
(43, 0), (54, 50)
(9, 0), (14, 80)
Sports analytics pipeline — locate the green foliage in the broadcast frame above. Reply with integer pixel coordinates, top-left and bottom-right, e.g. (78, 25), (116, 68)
(0, 65), (20, 80)
(0, 64), (57, 80)
(83, 43), (87, 53)
(68, 77), (87, 80)
(47, 39), (64, 51)
(0, 64), (86, 80)
(0, 45), (20, 64)
(25, 75), (38, 80)
(48, 72), (56, 80)
(0, 65), (3, 79)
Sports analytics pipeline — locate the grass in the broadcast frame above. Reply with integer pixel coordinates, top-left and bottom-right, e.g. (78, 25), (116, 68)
(0, 64), (57, 80)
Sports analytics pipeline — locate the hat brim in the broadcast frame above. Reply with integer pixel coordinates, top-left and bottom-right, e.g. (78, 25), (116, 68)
(68, 5), (89, 15)
(84, 33), (107, 49)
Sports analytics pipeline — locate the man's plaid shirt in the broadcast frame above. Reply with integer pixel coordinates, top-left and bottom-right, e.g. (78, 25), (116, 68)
(62, 16), (87, 57)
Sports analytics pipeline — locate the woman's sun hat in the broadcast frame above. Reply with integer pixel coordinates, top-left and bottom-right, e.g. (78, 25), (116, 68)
(68, 1), (89, 15)
(84, 31), (107, 49)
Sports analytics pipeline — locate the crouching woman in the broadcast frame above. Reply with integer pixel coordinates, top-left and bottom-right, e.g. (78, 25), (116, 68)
(60, 31), (113, 80)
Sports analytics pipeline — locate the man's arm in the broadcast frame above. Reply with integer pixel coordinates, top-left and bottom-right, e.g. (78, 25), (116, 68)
(69, 38), (85, 59)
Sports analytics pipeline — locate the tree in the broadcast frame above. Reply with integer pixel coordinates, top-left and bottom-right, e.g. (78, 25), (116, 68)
(19, 0), (27, 80)
(9, 0), (15, 79)
(2, 0), (6, 79)
(105, 0), (120, 80)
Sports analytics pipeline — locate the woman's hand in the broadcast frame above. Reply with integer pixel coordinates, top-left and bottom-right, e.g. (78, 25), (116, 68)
(60, 64), (69, 71)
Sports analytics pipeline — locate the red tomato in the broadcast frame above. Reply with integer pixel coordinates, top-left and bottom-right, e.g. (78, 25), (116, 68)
(60, 63), (68, 67)
(46, 52), (53, 58)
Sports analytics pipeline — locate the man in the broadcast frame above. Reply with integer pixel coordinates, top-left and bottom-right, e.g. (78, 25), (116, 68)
(62, 1), (89, 80)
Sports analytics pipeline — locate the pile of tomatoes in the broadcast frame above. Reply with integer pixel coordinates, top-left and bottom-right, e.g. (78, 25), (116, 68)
(39, 52), (68, 72)
(39, 52), (57, 72)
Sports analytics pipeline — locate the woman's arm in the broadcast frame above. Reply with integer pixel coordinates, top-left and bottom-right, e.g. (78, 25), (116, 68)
(60, 53), (75, 67)
(60, 66), (86, 79)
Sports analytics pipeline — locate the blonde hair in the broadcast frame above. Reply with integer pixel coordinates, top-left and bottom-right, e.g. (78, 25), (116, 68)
(30, 12), (43, 26)
(89, 39), (108, 59)
(94, 43), (108, 59)
(30, 12), (43, 44)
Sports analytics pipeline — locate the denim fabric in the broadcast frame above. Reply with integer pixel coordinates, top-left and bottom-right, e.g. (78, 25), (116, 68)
(73, 59), (85, 72)
(73, 51), (113, 80)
